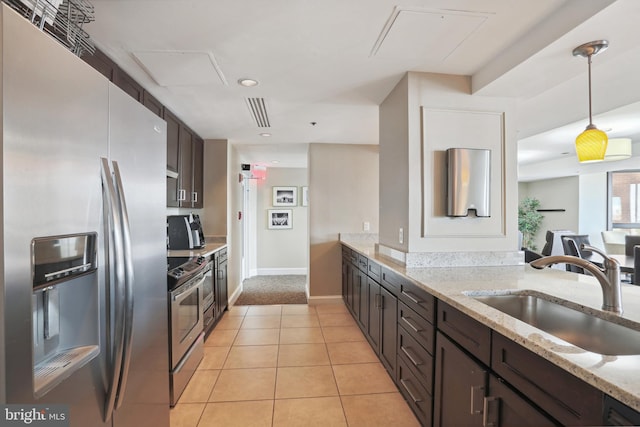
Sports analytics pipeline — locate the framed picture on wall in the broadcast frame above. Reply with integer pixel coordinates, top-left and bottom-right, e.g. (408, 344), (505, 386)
(268, 209), (292, 229)
(301, 186), (308, 207)
(273, 186), (297, 206)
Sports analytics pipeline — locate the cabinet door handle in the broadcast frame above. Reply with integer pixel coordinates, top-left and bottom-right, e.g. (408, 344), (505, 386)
(401, 290), (421, 304)
(400, 378), (423, 403)
(400, 345), (423, 366)
(483, 396), (500, 427)
(375, 293), (381, 309)
(470, 385), (485, 415)
(400, 315), (422, 333)
(178, 189), (186, 201)
(192, 191), (198, 203)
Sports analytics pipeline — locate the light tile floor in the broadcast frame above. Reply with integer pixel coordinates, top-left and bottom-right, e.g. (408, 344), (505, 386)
(170, 303), (420, 427)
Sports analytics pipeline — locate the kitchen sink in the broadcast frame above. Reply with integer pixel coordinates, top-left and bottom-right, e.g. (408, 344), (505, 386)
(470, 291), (640, 356)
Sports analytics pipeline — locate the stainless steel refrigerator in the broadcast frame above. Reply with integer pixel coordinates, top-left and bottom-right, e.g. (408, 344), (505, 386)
(0, 4), (169, 426)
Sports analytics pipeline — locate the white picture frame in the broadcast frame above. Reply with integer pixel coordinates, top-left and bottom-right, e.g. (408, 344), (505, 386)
(268, 209), (292, 229)
(301, 186), (308, 207)
(273, 186), (297, 206)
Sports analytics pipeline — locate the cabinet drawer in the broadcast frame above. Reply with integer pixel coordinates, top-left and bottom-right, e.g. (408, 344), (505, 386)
(397, 356), (432, 427)
(398, 281), (435, 324)
(380, 267), (401, 296)
(398, 324), (434, 393)
(342, 246), (352, 261)
(217, 248), (227, 262)
(357, 253), (368, 273)
(437, 301), (491, 366)
(492, 333), (602, 426)
(398, 302), (434, 355)
(367, 259), (381, 281)
(349, 250), (358, 265)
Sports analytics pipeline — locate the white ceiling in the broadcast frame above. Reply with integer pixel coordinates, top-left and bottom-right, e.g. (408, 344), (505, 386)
(84, 0), (640, 178)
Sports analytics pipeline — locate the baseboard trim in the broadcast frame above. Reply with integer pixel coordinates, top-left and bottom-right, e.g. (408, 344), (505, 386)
(256, 268), (308, 275)
(228, 282), (243, 307)
(307, 295), (344, 305)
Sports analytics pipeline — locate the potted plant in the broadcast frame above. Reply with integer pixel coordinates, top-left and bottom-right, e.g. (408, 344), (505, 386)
(518, 197), (544, 250)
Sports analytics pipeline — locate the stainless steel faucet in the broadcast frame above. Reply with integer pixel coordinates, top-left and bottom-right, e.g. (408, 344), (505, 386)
(529, 244), (623, 315)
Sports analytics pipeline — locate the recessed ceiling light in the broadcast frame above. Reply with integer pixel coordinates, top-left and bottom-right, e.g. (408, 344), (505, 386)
(272, 160), (280, 164)
(259, 132), (271, 137)
(238, 78), (259, 87)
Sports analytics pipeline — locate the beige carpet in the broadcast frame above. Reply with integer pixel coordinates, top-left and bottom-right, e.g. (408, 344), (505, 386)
(235, 275), (307, 305)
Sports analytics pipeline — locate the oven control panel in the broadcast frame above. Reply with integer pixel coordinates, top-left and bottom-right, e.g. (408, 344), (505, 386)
(167, 256), (207, 290)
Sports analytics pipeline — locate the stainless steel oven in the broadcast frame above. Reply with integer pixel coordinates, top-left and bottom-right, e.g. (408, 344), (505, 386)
(170, 272), (204, 366)
(167, 256), (207, 405)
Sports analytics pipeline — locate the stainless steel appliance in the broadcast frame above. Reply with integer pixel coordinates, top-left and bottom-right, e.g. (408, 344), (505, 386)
(167, 214), (206, 249)
(0, 5), (169, 426)
(167, 257), (207, 405)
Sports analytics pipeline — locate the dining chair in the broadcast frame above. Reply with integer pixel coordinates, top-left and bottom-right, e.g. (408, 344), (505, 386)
(634, 245), (640, 285)
(625, 235), (640, 257)
(560, 235), (592, 274)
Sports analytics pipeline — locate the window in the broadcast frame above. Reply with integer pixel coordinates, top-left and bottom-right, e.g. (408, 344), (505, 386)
(608, 170), (640, 228)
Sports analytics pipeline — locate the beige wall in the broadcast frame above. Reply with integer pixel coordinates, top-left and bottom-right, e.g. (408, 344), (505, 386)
(308, 143), (379, 299)
(379, 74), (409, 252)
(257, 167), (308, 273)
(203, 139), (227, 237)
(380, 72), (519, 253)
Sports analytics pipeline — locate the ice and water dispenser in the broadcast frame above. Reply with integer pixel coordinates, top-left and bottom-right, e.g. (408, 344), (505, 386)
(31, 233), (100, 397)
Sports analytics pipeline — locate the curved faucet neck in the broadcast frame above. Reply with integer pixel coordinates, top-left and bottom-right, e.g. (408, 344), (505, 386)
(529, 254), (623, 315)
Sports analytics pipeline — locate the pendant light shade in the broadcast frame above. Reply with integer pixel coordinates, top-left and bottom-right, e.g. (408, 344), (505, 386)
(604, 138), (632, 161)
(576, 126), (608, 162)
(573, 40), (609, 163)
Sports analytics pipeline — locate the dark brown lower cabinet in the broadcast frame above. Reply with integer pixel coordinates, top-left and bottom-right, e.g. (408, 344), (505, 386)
(486, 376), (557, 427)
(398, 356), (432, 426)
(434, 331), (487, 427)
(434, 332), (556, 427)
(365, 277), (397, 378)
(357, 272), (369, 332)
(379, 285), (397, 377)
(492, 333), (602, 426)
(367, 277), (381, 353)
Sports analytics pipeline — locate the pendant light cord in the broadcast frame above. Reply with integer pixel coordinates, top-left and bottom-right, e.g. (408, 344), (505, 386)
(587, 54), (593, 127)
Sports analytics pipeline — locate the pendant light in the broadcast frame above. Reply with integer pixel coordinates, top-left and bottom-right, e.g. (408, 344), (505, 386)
(573, 40), (609, 163)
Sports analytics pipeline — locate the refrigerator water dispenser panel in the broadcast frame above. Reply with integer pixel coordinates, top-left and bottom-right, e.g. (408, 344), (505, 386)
(32, 233), (98, 290)
(31, 233), (100, 398)
(446, 148), (491, 217)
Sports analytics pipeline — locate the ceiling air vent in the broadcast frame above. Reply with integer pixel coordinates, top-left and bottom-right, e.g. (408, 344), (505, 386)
(245, 98), (271, 128)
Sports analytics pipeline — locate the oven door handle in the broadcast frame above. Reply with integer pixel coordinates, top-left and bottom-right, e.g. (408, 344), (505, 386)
(173, 275), (205, 301)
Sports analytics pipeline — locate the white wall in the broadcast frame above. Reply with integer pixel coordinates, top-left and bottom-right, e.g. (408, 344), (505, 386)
(518, 177), (579, 251)
(579, 173), (608, 248)
(256, 167), (308, 275)
(227, 144), (244, 305)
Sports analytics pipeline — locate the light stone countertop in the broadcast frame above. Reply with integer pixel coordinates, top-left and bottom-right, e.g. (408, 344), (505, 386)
(341, 240), (640, 412)
(167, 242), (227, 259)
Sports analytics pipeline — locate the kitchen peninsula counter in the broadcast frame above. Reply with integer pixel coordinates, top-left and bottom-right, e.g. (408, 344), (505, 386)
(341, 239), (640, 412)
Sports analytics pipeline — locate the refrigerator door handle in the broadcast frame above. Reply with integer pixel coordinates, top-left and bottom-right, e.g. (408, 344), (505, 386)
(112, 160), (135, 411)
(101, 158), (127, 422)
